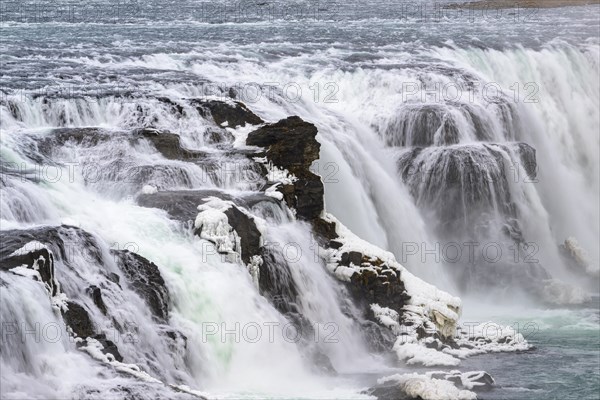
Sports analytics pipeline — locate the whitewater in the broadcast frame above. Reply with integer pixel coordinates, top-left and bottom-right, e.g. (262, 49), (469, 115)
(1, 1), (599, 399)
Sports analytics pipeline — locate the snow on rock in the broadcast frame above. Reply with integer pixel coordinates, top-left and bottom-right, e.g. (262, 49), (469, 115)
(320, 213), (530, 368)
(9, 265), (43, 281)
(378, 373), (477, 400)
(194, 197), (240, 254)
(81, 338), (160, 383)
(265, 162), (297, 185)
(371, 304), (401, 333)
(246, 255), (263, 289)
(394, 337), (461, 367)
(323, 213), (461, 341)
(142, 184), (158, 194)
(447, 322), (531, 357)
(9, 240), (49, 257)
(265, 183), (285, 200)
(428, 370), (495, 391)
(7, 241), (65, 309)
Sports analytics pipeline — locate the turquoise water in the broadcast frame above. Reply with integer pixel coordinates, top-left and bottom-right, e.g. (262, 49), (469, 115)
(459, 306), (600, 399)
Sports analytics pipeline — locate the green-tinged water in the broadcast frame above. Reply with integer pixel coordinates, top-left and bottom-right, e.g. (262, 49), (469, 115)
(458, 307), (600, 400)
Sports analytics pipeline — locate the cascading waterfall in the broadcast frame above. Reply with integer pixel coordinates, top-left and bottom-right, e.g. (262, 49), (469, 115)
(1, 3), (599, 398)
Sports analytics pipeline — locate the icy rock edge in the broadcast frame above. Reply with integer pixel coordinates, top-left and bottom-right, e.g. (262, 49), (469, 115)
(244, 114), (532, 400)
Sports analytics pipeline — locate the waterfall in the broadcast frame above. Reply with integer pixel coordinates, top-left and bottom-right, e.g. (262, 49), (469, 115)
(1, 9), (598, 396)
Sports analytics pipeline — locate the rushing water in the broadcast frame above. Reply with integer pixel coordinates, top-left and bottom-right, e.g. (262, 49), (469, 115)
(1, 0), (599, 399)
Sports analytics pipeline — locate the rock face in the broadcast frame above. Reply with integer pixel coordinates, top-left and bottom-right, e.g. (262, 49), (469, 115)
(0, 225), (173, 361)
(63, 301), (96, 338)
(193, 99), (263, 128)
(247, 116), (324, 220)
(338, 250), (411, 313)
(111, 249), (171, 322)
(0, 236), (58, 295)
(134, 128), (206, 160)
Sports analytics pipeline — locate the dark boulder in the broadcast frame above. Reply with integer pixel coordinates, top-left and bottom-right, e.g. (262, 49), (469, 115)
(193, 99), (263, 128)
(111, 249), (170, 322)
(512, 142), (537, 180)
(246, 116), (324, 220)
(63, 301), (95, 339)
(62, 301), (124, 362)
(157, 97), (185, 116)
(92, 333), (124, 362)
(221, 205), (262, 264)
(0, 241), (57, 295)
(203, 128), (235, 146)
(87, 285), (108, 315)
(246, 116), (320, 168)
(133, 128), (206, 160)
(258, 246), (300, 315)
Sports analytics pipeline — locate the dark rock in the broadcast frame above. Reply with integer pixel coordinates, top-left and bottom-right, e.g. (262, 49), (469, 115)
(340, 251), (363, 267)
(203, 128), (235, 146)
(258, 246), (300, 315)
(37, 127), (111, 156)
(331, 250), (411, 324)
(293, 171), (325, 220)
(311, 218), (339, 245)
(193, 99), (263, 128)
(0, 243), (56, 294)
(133, 128), (206, 160)
(329, 240), (343, 250)
(138, 189), (232, 222)
(513, 142), (537, 180)
(246, 116), (324, 220)
(222, 206), (262, 264)
(0, 225), (102, 296)
(92, 333), (124, 362)
(63, 301), (95, 339)
(111, 249), (170, 322)
(157, 97), (185, 115)
(246, 116), (320, 169)
(87, 285), (108, 315)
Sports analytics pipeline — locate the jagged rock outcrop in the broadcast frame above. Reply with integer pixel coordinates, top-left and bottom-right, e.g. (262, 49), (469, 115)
(0, 225), (173, 360)
(192, 99), (263, 128)
(247, 116), (324, 220)
(0, 234), (59, 295)
(111, 249), (170, 322)
(336, 249), (412, 313)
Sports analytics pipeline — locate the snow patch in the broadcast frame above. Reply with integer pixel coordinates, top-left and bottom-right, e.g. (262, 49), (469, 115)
(378, 373), (477, 400)
(9, 240), (48, 257)
(194, 197), (238, 254)
(142, 184), (158, 194)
